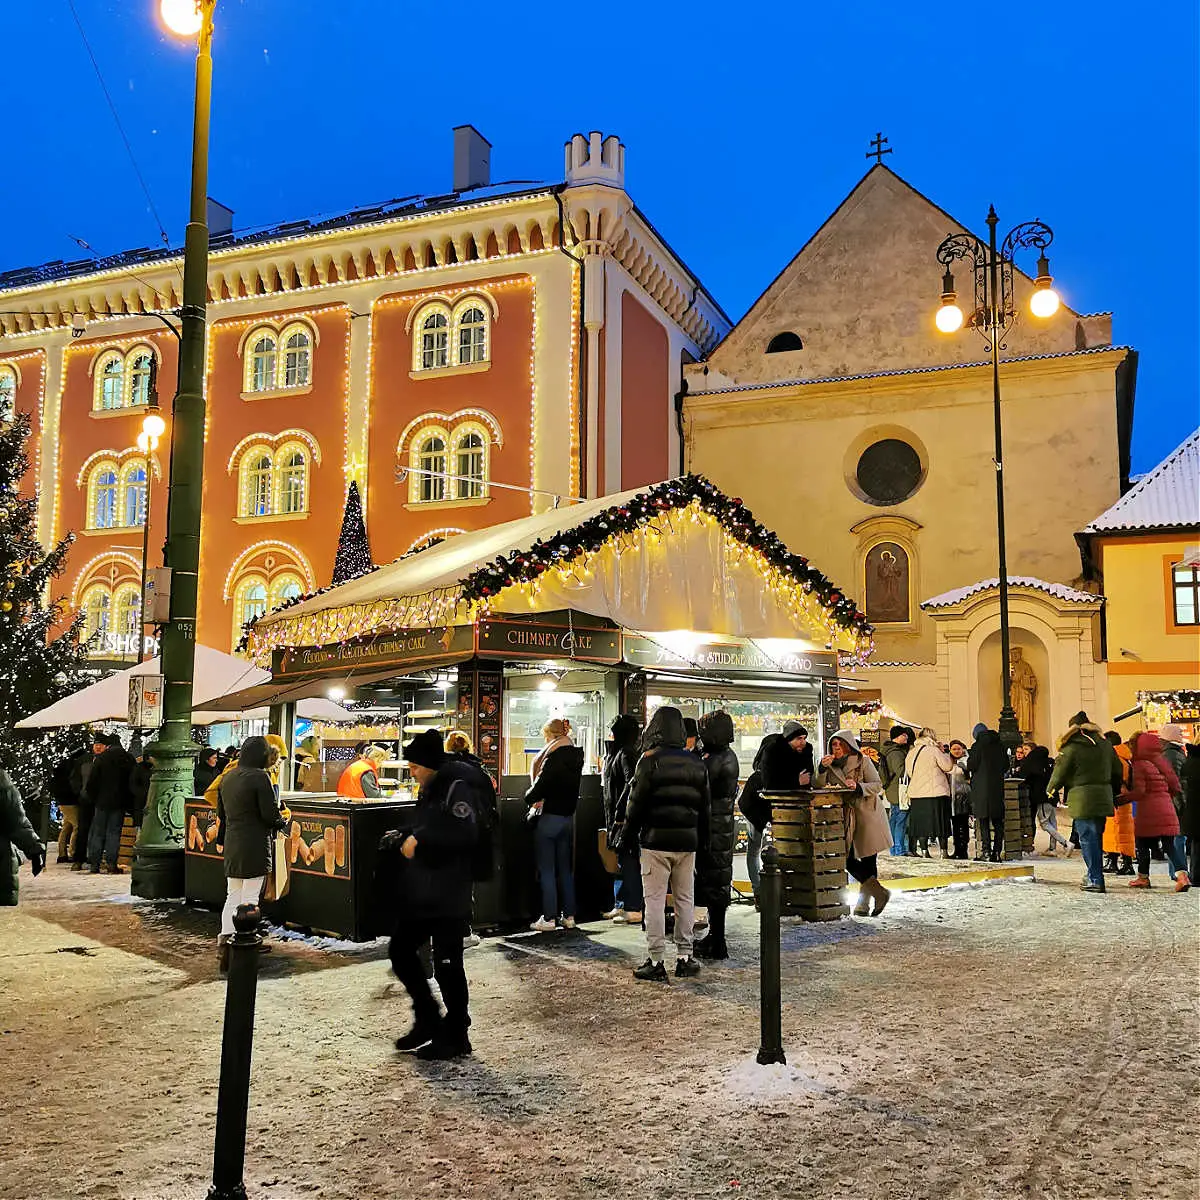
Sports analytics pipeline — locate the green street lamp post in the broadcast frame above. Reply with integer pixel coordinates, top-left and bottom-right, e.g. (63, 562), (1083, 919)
(131, 0), (217, 898)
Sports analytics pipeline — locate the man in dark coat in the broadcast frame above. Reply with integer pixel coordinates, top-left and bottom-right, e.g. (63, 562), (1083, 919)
(967, 724), (1008, 862)
(695, 711), (739, 960)
(761, 721), (815, 791)
(70, 737), (106, 871)
(85, 734), (135, 874)
(386, 730), (480, 1061)
(622, 706), (710, 982)
(602, 713), (643, 922)
(877, 725), (914, 856)
(2, 768), (45, 906)
(738, 734), (782, 898)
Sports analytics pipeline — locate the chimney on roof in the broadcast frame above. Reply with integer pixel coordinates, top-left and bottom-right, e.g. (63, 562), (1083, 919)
(206, 198), (234, 237)
(453, 126), (491, 193)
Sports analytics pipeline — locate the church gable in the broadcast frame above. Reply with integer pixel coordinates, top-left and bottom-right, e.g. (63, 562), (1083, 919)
(706, 165), (1107, 387)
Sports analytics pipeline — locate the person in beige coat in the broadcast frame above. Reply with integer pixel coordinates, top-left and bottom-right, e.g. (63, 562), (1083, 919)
(816, 729), (891, 916)
(904, 729), (956, 858)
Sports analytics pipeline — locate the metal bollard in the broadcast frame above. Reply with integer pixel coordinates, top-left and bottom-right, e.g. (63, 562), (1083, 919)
(208, 903), (262, 1200)
(756, 845), (786, 1066)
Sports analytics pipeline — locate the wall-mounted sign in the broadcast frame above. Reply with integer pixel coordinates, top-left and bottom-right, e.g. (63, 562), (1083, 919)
(621, 634), (838, 679)
(477, 616), (622, 664)
(273, 625), (474, 679)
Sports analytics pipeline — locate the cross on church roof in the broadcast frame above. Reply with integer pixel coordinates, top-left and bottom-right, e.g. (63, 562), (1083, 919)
(866, 132), (893, 166)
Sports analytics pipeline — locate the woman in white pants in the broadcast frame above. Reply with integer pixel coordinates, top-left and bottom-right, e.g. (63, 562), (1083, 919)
(216, 736), (285, 970)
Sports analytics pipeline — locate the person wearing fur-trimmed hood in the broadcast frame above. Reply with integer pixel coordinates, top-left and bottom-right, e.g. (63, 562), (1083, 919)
(815, 729), (891, 916)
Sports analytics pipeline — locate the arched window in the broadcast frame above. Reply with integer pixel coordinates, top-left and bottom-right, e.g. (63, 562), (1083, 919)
(766, 331), (803, 354)
(82, 585), (111, 640)
(0, 366), (15, 422)
(270, 573), (304, 608)
(235, 577), (269, 632)
(127, 351), (154, 406)
(455, 430), (485, 499)
(456, 304), (488, 365)
(418, 310), (450, 371)
(114, 586), (141, 638)
(275, 445), (308, 515)
(91, 467), (119, 529)
(417, 433), (447, 502)
(97, 354), (124, 410)
(242, 451), (274, 517)
(281, 327), (311, 388)
(121, 461), (148, 527)
(248, 332), (277, 393)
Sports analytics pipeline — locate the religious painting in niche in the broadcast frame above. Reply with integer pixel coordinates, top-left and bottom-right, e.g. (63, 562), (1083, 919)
(865, 542), (910, 624)
(856, 438), (923, 506)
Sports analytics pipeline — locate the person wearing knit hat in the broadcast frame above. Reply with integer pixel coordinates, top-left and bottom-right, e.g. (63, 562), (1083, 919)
(967, 725), (1007, 861)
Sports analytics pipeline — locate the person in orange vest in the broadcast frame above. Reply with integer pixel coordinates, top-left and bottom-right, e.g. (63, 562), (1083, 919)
(338, 744), (385, 799)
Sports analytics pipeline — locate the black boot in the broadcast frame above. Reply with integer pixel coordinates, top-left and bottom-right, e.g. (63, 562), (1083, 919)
(1103, 853), (1118, 874)
(1117, 855), (1135, 876)
(695, 903), (728, 959)
(395, 1019), (440, 1052)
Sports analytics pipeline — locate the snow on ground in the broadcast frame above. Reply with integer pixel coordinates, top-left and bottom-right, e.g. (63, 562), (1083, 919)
(0, 861), (1196, 1200)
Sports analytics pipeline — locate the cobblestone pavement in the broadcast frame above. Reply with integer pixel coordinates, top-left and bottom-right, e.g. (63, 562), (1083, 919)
(1, 861), (1196, 1200)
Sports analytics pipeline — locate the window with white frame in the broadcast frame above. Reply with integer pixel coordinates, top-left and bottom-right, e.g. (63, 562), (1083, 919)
(0, 365), (16, 422)
(404, 413), (497, 505)
(92, 347), (156, 412)
(455, 303), (488, 365)
(114, 585), (141, 638)
(276, 446), (307, 515)
(417, 308), (450, 371)
(89, 465), (119, 529)
(234, 576), (269, 636)
(243, 321), (315, 393)
(455, 429), (485, 498)
(97, 354), (124, 411)
(237, 442), (310, 518)
(241, 450), (274, 517)
(82, 585), (112, 640)
(270, 573), (304, 608)
(127, 351), (154, 407)
(121, 461), (148, 528)
(1172, 563), (1200, 626)
(416, 432), (447, 502)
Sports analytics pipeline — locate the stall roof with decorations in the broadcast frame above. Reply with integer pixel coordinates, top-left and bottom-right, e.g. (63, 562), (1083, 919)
(244, 476), (872, 666)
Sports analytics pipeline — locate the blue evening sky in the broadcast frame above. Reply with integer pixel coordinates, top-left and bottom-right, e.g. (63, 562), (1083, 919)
(2, 1), (1195, 473)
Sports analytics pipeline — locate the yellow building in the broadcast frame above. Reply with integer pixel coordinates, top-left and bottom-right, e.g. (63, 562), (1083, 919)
(684, 163), (1134, 743)
(1079, 430), (1200, 737)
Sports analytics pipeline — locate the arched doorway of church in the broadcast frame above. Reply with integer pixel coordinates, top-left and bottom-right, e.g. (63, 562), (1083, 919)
(977, 628), (1051, 746)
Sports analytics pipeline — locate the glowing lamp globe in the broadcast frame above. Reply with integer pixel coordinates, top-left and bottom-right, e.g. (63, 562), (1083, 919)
(136, 431), (153, 454)
(160, 0), (203, 35)
(327, 685), (346, 701)
(142, 411), (167, 439)
(1030, 285), (1060, 319)
(935, 302), (964, 334)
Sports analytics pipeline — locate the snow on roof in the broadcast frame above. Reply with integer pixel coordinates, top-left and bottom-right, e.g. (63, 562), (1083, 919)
(1083, 430), (1200, 533)
(921, 577), (1102, 610)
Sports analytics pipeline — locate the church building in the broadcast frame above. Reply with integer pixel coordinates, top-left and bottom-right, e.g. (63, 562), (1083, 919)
(684, 160), (1136, 744)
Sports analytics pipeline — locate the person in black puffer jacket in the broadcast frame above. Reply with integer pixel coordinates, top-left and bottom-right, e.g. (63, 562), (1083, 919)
(695, 711), (739, 960)
(738, 733), (781, 899)
(602, 714), (643, 922)
(622, 706), (710, 981)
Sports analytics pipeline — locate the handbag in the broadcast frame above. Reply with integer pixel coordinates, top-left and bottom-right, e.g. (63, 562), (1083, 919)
(263, 831), (291, 902)
(598, 828), (620, 875)
(898, 746), (925, 811)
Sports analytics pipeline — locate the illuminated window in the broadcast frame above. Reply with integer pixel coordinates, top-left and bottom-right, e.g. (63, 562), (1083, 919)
(1172, 564), (1200, 626)
(0, 366), (15, 422)
(242, 451), (273, 517)
(276, 446), (308, 515)
(127, 351), (154, 407)
(90, 466), (119, 529)
(270, 573), (304, 608)
(416, 433), (447, 502)
(248, 332), (277, 393)
(121, 461), (148, 527)
(114, 585), (141, 638)
(235, 577), (268, 630)
(97, 354), (124, 411)
(455, 430), (485, 499)
(82, 585), (111, 640)
(281, 326), (311, 388)
(456, 304), (488, 365)
(416, 308), (450, 371)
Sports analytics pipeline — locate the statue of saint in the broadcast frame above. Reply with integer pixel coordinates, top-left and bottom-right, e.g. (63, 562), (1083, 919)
(1009, 647), (1038, 736)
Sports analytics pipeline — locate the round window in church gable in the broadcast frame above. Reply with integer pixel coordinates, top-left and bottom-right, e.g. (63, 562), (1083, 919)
(855, 438), (923, 506)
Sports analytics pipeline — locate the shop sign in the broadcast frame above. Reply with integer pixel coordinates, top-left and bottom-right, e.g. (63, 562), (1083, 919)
(286, 811), (350, 880)
(273, 625), (474, 679)
(621, 634), (837, 678)
(477, 617), (622, 664)
(1170, 705), (1200, 722)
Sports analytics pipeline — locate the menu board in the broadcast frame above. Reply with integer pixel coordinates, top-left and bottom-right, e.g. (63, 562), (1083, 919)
(284, 810), (350, 880)
(621, 671), (647, 727)
(476, 665), (503, 780)
(821, 680), (841, 747)
(185, 800), (222, 859)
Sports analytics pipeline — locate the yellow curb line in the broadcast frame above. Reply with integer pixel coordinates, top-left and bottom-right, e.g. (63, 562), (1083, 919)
(732, 865), (1033, 899)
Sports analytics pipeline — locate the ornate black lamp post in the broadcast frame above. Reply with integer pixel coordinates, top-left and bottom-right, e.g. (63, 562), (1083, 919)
(934, 209), (1060, 751)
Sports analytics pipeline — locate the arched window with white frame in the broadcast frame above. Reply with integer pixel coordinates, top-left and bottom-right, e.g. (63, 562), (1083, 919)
(82, 585), (111, 641)
(415, 307), (451, 371)
(275, 444), (308, 515)
(414, 430), (448, 502)
(0, 365), (16, 423)
(241, 450), (274, 517)
(89, 464), (119, 529)
(281, 325), (311, 389)
(247, 330), (278, 393)
(120, 460), (148, 528)
(455, 303), (489, 365)
(270, 573), (304, 608)
(114, 585), (141, 639)
(454, 428), (486, 499)
(233, 576), (269, 642)
(127, 350), (154, 407)
(96, 353), (124, 411)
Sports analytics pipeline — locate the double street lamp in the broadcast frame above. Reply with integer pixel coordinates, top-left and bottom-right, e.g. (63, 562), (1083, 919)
(131, 0), (216, 897)
(933, 208), (1060, 752)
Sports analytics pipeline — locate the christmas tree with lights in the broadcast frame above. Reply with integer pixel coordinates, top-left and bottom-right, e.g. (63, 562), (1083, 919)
(0, 412), (89, 805)
(331, 480), (374, 586)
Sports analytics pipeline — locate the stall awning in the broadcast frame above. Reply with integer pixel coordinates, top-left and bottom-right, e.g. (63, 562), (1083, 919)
(245, 476), (874, 663)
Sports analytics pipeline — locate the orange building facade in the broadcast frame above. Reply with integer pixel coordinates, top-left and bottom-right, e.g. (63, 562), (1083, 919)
(0, 129), (727, 660)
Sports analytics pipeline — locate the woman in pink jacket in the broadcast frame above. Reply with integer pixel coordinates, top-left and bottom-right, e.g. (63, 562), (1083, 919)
(1127, 732), (1189, 891)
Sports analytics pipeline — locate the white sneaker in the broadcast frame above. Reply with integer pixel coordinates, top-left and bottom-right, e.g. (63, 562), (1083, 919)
(601, 908), (622, 920)
(530, 916), (557, 932)
(463, 932), (481, 949)
(562, 917), (577, 930)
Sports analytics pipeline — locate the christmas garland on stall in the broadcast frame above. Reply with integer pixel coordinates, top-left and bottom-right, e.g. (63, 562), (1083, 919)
(243, 475), (873, 661)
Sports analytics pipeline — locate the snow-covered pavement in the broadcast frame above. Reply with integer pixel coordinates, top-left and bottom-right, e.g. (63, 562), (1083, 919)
(1, 862), (1196, 1200)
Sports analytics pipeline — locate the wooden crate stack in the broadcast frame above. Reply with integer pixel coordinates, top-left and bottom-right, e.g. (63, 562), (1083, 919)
(766, 793), (849, 922)
(1003, 779), (1025, 861)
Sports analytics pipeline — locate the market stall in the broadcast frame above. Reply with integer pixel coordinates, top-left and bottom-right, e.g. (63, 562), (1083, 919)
(212, 476), (873, 935)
